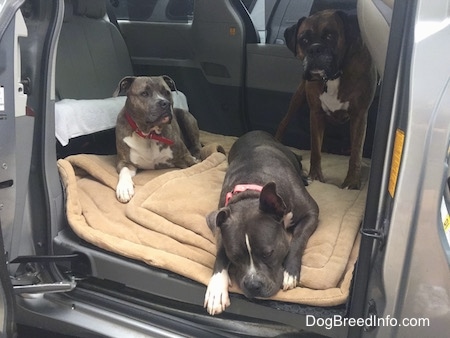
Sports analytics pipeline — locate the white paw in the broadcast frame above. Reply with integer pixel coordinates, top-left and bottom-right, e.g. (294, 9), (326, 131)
(116, 168), (135, 203)
(282, 270), (298, 291)
(116, 178), (134, 203)
(204, 270), (231, 315)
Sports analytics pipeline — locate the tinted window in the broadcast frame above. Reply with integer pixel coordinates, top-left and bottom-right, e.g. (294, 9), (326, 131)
(166, 0), (194, 21)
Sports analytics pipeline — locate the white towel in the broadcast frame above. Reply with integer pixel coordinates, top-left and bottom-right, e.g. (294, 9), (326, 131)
(55, 91), (189, 146)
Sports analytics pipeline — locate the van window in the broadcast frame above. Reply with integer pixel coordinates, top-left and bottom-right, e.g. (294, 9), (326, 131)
(110, 0), (194, 23)
(241, 0), (314, 44)
(247, 0), (357, 44)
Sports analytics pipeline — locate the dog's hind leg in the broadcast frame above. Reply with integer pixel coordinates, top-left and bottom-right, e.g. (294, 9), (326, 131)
(173, 108), (202, 159)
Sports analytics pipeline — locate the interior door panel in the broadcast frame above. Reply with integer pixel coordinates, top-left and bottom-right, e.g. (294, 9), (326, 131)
(120, 23), (194, 62)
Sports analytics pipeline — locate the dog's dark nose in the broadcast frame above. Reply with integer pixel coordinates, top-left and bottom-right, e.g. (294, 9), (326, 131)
(243, 278), (263, 297)
(158, 99), (170, 110)
(307, 43), (326, 57)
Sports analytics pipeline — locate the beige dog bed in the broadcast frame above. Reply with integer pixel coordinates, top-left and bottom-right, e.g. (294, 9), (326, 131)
(57, 131), (369, 306)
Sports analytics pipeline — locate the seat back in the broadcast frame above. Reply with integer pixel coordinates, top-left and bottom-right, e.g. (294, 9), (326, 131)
(357, 0), (394, 78)
(56, 0), (133, 99)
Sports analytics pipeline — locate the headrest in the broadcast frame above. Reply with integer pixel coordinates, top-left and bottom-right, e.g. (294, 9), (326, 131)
(73, 0), (106, 19)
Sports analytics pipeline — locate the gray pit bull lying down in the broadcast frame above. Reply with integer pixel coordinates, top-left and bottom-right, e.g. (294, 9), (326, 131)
(204, 130), (319, 315)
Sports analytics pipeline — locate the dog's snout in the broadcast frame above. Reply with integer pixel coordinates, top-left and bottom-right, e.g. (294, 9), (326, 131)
(307, 43), (326, 57)
(243, 277), (263, 297)
(158, 99), (170, 110)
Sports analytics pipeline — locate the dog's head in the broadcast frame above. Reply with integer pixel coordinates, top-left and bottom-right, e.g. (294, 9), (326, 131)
(114, 75), (176, 133)
(206, 182), (292, 299)
(285, 10), (359, 81)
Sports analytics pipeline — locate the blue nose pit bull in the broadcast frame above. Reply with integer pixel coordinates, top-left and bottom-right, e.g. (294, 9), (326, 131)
(204, 131), (319, 315)
(114, 75), (202, 203)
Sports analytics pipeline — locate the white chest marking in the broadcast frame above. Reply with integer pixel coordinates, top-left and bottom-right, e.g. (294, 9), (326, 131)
(319, 78), (350, 114)
(245, 234), (257, 274)
(124, 133), (174, 169)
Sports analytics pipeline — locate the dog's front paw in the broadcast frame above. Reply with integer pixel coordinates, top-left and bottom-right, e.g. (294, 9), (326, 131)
(116, 176), (135, 203)
(282, 270), (299, 291)
(204, 271), (231, 315)
(341, 173), (361, 190)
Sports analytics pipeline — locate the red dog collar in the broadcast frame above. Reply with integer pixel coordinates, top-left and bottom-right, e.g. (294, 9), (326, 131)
(225, 184), (263, 206)
(125, 112), (174, 145)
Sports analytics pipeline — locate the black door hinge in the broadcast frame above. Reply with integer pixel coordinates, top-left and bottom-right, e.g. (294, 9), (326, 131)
(360, 228), (386, 249)
(364, 299), (378, 332)
(9, 254), (84, 295)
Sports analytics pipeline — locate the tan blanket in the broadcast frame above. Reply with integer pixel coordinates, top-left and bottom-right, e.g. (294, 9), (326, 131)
(57, 131), (369, 306)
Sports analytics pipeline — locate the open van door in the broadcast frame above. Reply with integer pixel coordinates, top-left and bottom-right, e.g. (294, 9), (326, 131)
(0, 1), (27, 337)
(0, 2), (27, 337)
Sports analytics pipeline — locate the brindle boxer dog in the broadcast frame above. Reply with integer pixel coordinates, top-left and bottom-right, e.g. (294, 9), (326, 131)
(275, 9), (377, 189)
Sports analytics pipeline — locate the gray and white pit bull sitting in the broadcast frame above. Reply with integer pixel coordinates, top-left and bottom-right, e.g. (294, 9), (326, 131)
(114, 75), (201, 203)
(204, 130), (319, 315)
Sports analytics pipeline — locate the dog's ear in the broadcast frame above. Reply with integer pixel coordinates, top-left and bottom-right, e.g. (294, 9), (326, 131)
(284, 17), (305, 56)
(259, 182), (287, 219)
(335, 10), (360, 46)
(162, 75), (177, 92)
(113, 76), (136, 97)
(206, 207), (230, 232)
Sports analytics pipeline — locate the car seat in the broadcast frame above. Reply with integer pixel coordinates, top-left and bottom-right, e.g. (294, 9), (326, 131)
(56, 0), (133, 100)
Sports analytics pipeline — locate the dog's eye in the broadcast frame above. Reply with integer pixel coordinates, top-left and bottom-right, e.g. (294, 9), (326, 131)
(141, 91), (149, 97)
(300, 37), (309, 46)
(324, 33), (334, 41)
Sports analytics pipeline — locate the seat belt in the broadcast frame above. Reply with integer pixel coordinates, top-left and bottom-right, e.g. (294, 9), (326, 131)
(105, 0), (123, 35)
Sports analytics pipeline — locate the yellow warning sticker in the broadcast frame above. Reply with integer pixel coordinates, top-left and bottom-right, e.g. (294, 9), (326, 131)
(444, 214), (450, 232)
(441, 199), (450, 245)
(388, 129), (405, 198)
